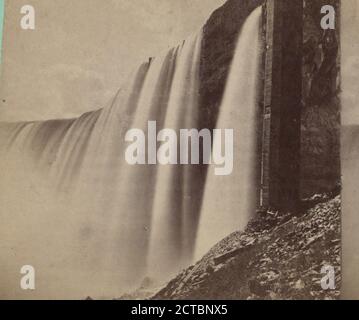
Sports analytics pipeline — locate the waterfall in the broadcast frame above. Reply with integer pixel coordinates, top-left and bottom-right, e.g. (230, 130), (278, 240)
(0, 6), (262, 298)
(195, 6), (262, 260)
(147, 33), (202, 279)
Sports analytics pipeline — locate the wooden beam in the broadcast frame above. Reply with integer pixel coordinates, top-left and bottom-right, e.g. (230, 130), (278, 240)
(260, 0), (303, 211)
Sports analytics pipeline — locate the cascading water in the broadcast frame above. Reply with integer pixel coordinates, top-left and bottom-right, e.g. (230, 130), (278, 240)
(0, 6), (262, 299)
(147, 33), (202, 279)
(194, 7), (262, 260)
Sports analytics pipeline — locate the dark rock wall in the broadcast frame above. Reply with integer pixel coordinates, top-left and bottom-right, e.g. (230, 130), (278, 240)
(198, 0), (264, 130)
(301, 0), (341, 197)
(262, 0), (304, 210)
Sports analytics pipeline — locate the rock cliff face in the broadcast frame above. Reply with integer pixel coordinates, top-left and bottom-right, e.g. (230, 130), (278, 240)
(199, 0), (341, 199)
(301, 0), (341, 197)
(198, 0), (264, 131)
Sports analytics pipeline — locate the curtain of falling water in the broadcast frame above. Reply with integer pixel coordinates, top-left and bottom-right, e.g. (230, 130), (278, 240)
(0, 64), (150, 298)
(147, 33), (202, 280)
(0, 29), (202, 297)
(90, 47), (179, 286)
(0, 5), (261, 297)
(194, 6), (262, 261)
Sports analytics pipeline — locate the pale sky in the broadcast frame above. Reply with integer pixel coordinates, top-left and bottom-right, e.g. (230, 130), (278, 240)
(1, 0), (358, 125)
(0, 0), (226, 122)
(341, 0), (359, 125)
(0, 0), (4, 61)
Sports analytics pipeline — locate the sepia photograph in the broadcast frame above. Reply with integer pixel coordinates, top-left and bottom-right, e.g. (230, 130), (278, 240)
(0, 0), (358, 306)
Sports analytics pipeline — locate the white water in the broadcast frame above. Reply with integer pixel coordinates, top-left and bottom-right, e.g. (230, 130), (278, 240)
(0, 7), (262, 299)
(195, 7), (262, 260)
(147, 33), (202, 279)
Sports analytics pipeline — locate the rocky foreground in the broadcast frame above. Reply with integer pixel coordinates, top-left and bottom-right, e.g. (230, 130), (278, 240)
(151, 195), (341, 300)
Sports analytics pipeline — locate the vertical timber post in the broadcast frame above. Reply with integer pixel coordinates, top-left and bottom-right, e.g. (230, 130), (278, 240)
(260, 0), (303, 211)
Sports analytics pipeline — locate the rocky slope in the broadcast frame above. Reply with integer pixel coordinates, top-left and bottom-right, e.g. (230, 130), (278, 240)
(153, 196), (341, 300)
